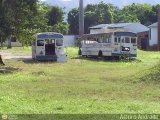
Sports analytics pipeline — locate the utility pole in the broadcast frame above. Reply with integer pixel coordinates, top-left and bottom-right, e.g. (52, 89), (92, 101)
(79, 0), (84, 36)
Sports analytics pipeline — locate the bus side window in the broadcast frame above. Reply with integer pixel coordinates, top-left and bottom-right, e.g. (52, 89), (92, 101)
(118, 37), (121, 43)
(114, 37), (118, 43)
(37, 40), (44, 46)
(108, 38), (111, 43)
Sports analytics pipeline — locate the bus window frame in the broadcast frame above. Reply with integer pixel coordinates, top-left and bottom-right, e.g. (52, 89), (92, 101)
(56, 39), (63, 47)
(125, 37), (130, 43)
(37, 40), (45, 47)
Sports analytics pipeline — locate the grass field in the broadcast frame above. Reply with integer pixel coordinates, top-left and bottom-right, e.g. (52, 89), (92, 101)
(0, 47), (160, 116)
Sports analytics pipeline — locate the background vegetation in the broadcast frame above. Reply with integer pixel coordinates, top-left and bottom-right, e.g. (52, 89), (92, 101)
(0, 0), (160, 46)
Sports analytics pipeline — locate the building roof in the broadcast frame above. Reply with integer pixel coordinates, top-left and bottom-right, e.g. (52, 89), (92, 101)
(90, 23), (134, 29)
(148, 22), (158, 28)
(90, 23), (149, 33)
(89, 24), (112, 29)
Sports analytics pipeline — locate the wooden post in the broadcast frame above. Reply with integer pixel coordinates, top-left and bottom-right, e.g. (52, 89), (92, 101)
(0, 55), (5, 65)
(79, 0), (84, 36)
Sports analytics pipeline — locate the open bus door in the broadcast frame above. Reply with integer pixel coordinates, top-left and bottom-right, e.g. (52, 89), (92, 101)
(45, 39), (55, 56)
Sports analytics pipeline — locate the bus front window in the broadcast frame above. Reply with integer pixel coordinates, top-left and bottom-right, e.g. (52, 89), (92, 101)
(56, 39), (63, 46)
(131, 38), (137, 44)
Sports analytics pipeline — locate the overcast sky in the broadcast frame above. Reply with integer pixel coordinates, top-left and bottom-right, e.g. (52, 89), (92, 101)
(41, 0), (160, 8)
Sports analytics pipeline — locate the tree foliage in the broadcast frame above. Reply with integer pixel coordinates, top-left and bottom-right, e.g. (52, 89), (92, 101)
(68, 2), (160, 35)
(68, 2), (114, 34)
(67, 8), (79, 35)
(0, 1), (160, 43)
(47, 6), (64, 26)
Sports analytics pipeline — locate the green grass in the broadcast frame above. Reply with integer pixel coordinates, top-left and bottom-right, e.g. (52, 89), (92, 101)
(0, 47), (31, 56)
(0, 47), (160, 116)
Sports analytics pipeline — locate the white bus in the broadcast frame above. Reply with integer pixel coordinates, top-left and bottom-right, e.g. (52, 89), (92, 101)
(32, 32), (67, 62)
(79, 32), (137, 57)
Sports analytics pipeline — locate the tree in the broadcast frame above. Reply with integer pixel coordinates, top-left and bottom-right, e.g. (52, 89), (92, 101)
(47, 6), (64, 26)
(0, 0), (12, 48)
(50, 22), (69, 35)
(68, 2), (114, 34)
(0, 0), (41, 47)
(114, 3), (155, 25)
(67, 8), (79, 35)
(95, 1), (113, 24)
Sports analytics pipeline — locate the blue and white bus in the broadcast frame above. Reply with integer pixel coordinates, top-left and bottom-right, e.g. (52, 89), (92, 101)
(32, 32), (67, 62)
(79, 32), (137, 58)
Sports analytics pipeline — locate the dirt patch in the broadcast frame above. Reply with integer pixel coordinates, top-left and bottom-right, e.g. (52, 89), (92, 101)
(0, 51), (31, 61)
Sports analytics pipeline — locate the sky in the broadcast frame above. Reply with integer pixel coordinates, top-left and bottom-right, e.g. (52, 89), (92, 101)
(41, 0), (160, 8)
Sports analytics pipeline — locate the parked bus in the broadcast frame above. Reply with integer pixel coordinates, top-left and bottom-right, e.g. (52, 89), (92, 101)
(32, 32), (67, 62)
(79, 32), (137, 57)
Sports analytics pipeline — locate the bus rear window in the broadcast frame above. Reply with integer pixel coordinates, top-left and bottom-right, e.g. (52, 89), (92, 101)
(37, 40), (44, 46)
(131, 38), (136, 44)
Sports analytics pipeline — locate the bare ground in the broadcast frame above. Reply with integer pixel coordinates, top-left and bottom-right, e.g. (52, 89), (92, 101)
(0, 51), (31, 61)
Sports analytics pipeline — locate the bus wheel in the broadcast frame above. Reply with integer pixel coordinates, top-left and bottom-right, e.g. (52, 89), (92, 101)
(98, 51), (103, 57)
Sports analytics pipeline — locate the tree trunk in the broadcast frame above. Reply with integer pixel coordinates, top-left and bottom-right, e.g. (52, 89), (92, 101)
(0, 41), (3, 49)
(0, 55), (5, 65)
(7, 38), (12, 49)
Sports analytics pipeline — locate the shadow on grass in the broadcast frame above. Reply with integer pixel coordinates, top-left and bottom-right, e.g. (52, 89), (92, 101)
(71, 56), (141, 63)
(22, 58), (58, 64)
(0, 66), (20, 74)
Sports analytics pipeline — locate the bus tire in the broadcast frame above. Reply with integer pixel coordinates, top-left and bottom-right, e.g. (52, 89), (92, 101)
(98, 51), (103, 57)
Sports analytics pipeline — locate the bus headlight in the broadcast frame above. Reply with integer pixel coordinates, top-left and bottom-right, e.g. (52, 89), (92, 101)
(122, 47), (130, 51)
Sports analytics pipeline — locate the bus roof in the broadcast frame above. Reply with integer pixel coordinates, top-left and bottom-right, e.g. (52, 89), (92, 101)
(37, 32), (63, 39)
(80, 32), (137, 40)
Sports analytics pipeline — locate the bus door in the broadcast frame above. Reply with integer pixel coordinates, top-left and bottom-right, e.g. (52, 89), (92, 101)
(131, 37), (137, 54)
(45, 39), (55, 56)
(114, 36), (121, 53)
(55, 39), (64, 56)
(121, 36), (131, 54)
(36, 39), (45, 56)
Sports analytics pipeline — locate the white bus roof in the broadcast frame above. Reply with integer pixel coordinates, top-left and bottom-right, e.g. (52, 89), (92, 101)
(37, 32), (63, 39)
(80, 32), (137, 40)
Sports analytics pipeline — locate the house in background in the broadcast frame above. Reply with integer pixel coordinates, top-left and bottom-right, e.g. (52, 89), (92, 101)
(89, 23), (149, 50)
(148, 22), (160, 50)
(4, 37), (22, 47)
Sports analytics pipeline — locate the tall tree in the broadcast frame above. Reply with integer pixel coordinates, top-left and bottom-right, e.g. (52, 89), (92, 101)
(47, 6), (64, 26)
(67, 8), (79, 35)
(68, 2), (114, 34)
(114, 3), (155, 25)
